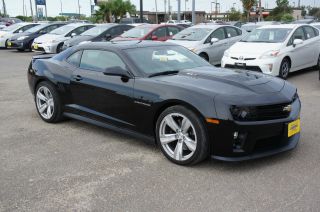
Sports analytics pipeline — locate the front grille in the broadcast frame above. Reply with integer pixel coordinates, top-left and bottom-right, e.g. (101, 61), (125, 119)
(230, 57), (256, 61)
(231, 102), (292, 122)
(225, 64), (262, 72)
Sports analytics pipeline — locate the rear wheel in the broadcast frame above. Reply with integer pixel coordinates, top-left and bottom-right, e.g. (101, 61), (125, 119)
(35, 81), (64, 123)
(4, 39), (8, 48)
(156, 106), (209, 165)
(279, 58), (290, 79)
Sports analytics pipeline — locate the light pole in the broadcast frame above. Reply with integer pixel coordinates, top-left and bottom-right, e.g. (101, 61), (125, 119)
(60, 0), (63, 16)
(140, 0), (143, 23)
(191, 0), (195, 25)
(78, 0), (81, 19)
(2, 0), (7, 17)
(184, 0), (188, 20)
(215, 0), (218, 19)
(177, 0), (181, 22)
(211, 2), (214, 20)
(155, 0), (158, 24)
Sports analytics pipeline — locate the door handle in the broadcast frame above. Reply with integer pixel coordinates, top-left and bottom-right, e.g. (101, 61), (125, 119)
(73, 75), (83, 81)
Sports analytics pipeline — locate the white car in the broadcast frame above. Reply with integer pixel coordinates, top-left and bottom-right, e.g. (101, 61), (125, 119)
(0, 23), (39, 48)
(311, 23), (320, 30)
(222, 24), (320, 79)
(32, 23), (95, 53)
(167, 24), (246, 65)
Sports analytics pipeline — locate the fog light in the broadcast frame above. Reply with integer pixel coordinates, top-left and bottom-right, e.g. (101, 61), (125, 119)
(233, 132), (247, 153)
(233, 131), (239, 139)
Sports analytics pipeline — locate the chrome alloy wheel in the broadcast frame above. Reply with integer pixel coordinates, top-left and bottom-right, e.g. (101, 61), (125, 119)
(281, 60), (290, 78)
(36, 86), (54, 120)
(159, 113), (197, 161)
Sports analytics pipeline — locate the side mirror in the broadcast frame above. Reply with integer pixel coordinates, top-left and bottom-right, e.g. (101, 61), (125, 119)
(105, 33), (112, 40)
(103, 66), (131, 79)
(293, 39), (303, 47)
(152, 35), (158, 41)
(71, 33), (77, 38)
(210, 38), (219, 44)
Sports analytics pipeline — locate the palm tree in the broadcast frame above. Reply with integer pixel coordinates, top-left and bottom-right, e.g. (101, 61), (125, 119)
(96, 0), (136, 23)
(241, 0), (256, 21)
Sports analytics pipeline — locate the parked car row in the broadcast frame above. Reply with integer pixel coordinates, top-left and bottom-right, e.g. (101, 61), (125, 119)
(2, 21), (320, 79)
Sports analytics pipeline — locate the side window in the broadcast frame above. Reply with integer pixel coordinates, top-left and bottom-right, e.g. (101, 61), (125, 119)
(207, 27), (226, 43)
(167, 26), (180, 36)
(14, 24), (35, 33)
(288, 27), (305, 46)
(225, 27), (239, 38)
(66, 51), (82, 67)
(304, 26), (316, 39)
(152, 27), (167, 38)
(80, 50), (126, 72)
(70, 26), (88, 36)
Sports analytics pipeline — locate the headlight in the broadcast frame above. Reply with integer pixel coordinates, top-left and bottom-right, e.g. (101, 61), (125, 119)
(224, 49), (230, 57)
(230, 106), (253, 121)
(260, 50), (280, 59)
(17, 36), (29, 41)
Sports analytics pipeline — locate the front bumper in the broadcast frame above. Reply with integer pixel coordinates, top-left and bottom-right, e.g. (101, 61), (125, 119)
(221, 56), (281, 76)
(32, 42), (58, 53)
(208, 98), (301, 161)
(7, 40), (26, 49)
(0, 37), (8, 47)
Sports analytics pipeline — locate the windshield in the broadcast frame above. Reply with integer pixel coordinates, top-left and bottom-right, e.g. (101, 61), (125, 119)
(121, 26), (154, 38)
(26, 24), (47, 33)
(172, 28), (212, 41)
(2, 23), (24, 31)
(50, 25), (75, 35)
(241, 28), (292, 43)
(81, 25), (109, 36)
(125, 46), (210, 75)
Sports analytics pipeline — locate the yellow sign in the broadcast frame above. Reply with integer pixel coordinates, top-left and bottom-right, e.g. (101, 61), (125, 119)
(288, 119), (300, 137)
(7, 41), (11, 47)
(34, 44), (38, 49)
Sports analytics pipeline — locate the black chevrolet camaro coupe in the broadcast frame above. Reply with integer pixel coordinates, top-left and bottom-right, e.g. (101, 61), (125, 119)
(27, 41), (301, 165)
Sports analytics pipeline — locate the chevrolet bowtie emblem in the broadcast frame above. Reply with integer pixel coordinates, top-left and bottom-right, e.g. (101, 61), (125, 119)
(283, 105), (292, 112)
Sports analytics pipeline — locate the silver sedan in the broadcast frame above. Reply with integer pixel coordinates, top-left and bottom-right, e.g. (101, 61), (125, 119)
(167, 24), (247, 65)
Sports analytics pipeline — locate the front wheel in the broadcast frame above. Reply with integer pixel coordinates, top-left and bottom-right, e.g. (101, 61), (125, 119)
(156, 106), (209, 165)
(56, 43), (63, 53)
(199, 53), (209, 62)
(279, 58), (290, 79)
(35, 81), (64, 123)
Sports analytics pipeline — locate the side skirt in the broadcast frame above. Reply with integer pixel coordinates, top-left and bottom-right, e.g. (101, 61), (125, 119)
(63, 112), (155, 144)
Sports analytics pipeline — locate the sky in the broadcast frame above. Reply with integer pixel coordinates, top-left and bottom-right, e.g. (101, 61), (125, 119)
(1, 0), (319, 17)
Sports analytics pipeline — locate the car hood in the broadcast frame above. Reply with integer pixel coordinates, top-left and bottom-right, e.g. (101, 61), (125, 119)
(228, 42), (282, 57)
(111, 36), (142, 41)
(64, 35), (93, 46)
(34, 33), (65, 43)
(152, 66), (295, 105)
(10, 31), (33, 40)
(166, 40), (201, 49)
(0, 30), (9, 36)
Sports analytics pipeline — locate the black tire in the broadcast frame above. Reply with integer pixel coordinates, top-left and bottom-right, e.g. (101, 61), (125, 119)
(279, 58), (291, 79)
(317, 54), (320, 80)
(199, 53), (209, 62)
(35, 81), (64, 123)
(56, 43), (63, 53)
(156, 105), (209, 165)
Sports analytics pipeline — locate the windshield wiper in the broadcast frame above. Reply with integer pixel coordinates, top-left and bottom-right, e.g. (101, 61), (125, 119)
(148, 70), (180, 78)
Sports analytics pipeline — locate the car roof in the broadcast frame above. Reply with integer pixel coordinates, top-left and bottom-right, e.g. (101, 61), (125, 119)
(78, 40), (178, 51)
(191, 24), (228, 29)
(259, 24), (303, 29)
(65, 23), (94, 27)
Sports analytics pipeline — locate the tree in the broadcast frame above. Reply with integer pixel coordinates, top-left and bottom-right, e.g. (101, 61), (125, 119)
(96, 0), (136, 23)
(228, 8), (241, 21)
(240, 0), (256, 21)
(281, 13), (294, 22)
(269, 0), (292, 21)
(309, 7), (320, 19)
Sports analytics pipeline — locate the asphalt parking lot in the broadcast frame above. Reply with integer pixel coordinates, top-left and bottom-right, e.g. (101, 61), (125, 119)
(0, 49), (320, 211)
